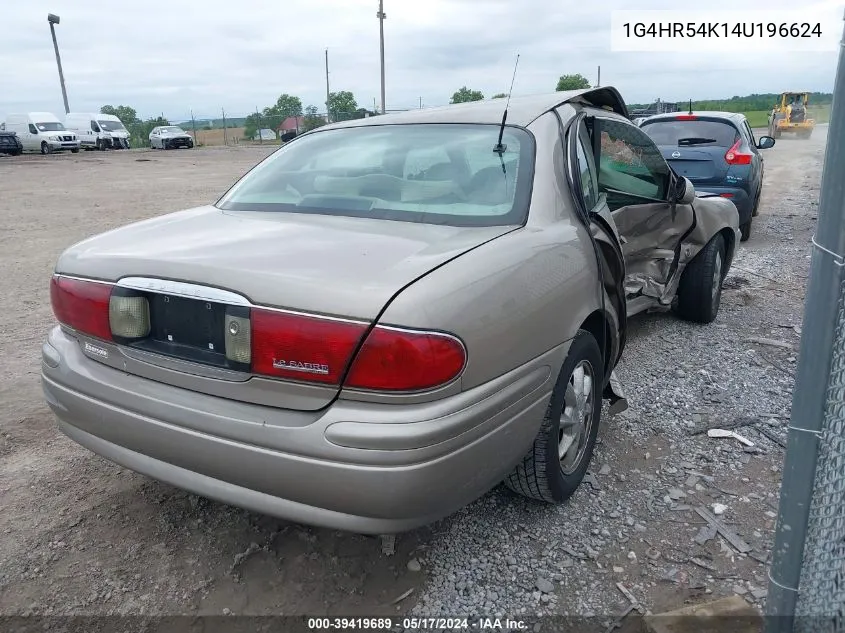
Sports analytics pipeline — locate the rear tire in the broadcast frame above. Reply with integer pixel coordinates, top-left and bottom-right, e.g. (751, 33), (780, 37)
(504, 330), (604, 503)
(740, 219), (752, 242)
(676, 234), (726, 324)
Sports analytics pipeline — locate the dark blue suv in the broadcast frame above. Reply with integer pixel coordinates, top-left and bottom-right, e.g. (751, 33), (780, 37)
(640, 112), (775, 241)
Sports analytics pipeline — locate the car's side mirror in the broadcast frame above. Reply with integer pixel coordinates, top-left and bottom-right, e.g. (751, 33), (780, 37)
(675, 176), (696, 205)
(757, 136), (776, 149)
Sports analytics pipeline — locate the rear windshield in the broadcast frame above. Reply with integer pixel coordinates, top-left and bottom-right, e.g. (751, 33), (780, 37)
(216, 123), (534, 227)
(641, 119), (740, 148)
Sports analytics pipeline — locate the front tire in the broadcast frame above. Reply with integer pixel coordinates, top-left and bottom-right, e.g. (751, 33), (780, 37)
(505, 330), (604, 503)
(71, 148), (79, 154)
(40, 141), (51, 155)
(676, 233), (726, 324)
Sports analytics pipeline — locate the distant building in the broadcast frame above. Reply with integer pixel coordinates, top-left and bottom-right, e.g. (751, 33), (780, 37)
(252, 128), (276, 141)
(277, 116), (305, 134)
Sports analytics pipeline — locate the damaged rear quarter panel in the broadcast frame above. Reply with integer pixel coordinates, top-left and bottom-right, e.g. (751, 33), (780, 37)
(683, 195), (741, 267)
(617, 194), (739, 307)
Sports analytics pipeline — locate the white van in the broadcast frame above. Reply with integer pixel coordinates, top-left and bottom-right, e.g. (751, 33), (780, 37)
(3, 112), (80, 154)
(65, 112), (131, 150)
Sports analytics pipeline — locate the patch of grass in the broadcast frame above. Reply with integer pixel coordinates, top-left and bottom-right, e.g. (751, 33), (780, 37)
(743, 110), (770, 128)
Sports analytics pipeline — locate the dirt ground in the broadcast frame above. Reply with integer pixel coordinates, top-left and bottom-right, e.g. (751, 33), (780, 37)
(0, 130), (827, 624)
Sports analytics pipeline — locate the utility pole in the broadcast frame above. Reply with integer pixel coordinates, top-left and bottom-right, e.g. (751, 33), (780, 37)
(765, 11), (845, 632)
(419, 97), (422, 109)
(190, 109), (197, 145)
(325, 49), (331, 123)
(377, 0), (386, 114)
(596, 65), (601, 88)
(256, 106), (263, 144)
(222, 108), (227, 146)
(47, 14), (70, 114)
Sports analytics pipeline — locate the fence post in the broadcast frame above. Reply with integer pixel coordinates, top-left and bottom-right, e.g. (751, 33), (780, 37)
(765, 11), (845, 633)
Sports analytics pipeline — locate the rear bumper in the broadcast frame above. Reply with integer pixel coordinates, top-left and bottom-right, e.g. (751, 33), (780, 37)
(696, 187), (752, 222)
(41, 327), (554, 533)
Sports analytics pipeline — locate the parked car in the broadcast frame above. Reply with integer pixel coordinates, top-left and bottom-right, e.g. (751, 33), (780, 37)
(640, 111), (775, 241)
(0, 130), (23, 156)
(149, 126), (194, 149)
(43, 88), (739, 534)
(3, 112), (80, 154)
(65, 112), (131, 150)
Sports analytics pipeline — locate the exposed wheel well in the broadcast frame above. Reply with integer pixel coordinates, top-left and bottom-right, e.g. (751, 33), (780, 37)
(719, 227), (737, 269)
(579, 310), (614, 382)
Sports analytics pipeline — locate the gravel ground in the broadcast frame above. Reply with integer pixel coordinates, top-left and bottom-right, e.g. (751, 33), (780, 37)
(0, 128), (826, 626)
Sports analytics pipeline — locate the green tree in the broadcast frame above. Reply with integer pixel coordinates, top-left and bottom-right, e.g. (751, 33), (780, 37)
(243, 113), (264, 140)
(451, 87), (484, 104)
(491, 93), (508, 99)
(260, 94), (304, 134)
(301, 105), (327, 132)
(268, 94), (303, 117)
(100, 105), (139, 126)
(327, 91), (358, 121)
(556, 74), (591, 91)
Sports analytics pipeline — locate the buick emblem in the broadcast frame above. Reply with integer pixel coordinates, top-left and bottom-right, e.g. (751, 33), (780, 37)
(672, 151), (681, 158)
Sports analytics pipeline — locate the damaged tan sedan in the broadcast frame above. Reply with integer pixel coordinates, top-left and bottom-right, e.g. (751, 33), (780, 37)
(42, 88), (738, 534)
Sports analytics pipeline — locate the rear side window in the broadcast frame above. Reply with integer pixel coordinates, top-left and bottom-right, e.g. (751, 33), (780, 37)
(217, 123), (535, 228)
(641, 119), (740, 148)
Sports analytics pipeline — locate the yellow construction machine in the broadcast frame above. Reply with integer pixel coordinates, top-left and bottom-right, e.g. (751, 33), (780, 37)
(768, 92), (815, 139)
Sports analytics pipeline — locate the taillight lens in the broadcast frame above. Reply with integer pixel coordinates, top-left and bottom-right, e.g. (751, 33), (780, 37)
(725, 140), (752, 165)
(250, 309), (466, 391)
(50, 276), (113, 341)
(251, 308), (367, 384)
(675, 114), (697, 120)
(345, 326), (466, 391)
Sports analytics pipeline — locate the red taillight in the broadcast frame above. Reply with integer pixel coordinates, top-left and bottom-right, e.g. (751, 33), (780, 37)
(345, 327), (466, 391)
(720, 193), (734, 198)
(675, 114), (697, 120)
(251, 308), (367, 384)
(725, 140), (752, 165)
(250, 309), (467, 391)
(50, 276), (113, 341)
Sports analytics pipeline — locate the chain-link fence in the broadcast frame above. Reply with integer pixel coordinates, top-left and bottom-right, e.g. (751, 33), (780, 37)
(793, 273), (845, 633)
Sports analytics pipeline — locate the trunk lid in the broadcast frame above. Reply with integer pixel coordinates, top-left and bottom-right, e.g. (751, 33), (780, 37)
(56, 206), (514, 409)
(659, 146), (728, 186)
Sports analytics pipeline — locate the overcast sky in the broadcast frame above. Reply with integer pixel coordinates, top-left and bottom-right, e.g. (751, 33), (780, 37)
(0, 0), (841, 122)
